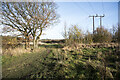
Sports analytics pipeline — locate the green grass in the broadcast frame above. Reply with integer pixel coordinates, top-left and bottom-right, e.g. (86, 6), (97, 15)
(39, 43), (64, 48)
(2, 46), (120, 79)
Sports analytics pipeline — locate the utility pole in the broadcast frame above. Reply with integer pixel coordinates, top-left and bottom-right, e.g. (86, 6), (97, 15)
(89, 15), (96, 34)
(89, 14), (105, 34)
(95, 14), (105, 27)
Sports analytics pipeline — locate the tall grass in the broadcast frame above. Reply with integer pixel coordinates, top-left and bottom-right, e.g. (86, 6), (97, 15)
(2, 43), (120, 79)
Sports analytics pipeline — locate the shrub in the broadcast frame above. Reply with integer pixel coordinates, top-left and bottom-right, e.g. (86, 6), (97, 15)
(93, 27), (112, 43)
(67, 25), (83, 44)
(84, 31), (93, 44)
(111, 25), (120, 42)
(2, 36), (19, 49)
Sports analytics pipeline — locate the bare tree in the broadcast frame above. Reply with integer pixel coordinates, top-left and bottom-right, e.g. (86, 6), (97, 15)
(117, 24), (120, 51)
(1, 2), (59, 49)
(111, 24), (120, 43)
(62, 22), (68, 45)
(30, 2), (59, 48)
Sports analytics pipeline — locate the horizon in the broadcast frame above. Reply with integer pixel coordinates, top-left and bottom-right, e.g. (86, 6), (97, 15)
(40, 2), (118, 39)
(0, 2), (119, 40)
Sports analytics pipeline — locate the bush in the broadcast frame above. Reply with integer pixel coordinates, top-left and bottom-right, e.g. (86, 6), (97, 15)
(2, 36), (19, 49)
(67, 25), (83, 44)
(111, 25), (120, 42)
(84, 31), (93, 44)
(93, 27), (112, 43)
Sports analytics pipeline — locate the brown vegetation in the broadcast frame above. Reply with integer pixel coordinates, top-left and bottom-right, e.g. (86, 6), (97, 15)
(62, 43), (119, 51)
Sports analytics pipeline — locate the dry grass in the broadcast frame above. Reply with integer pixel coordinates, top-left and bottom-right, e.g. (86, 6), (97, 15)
(3, 47), (31, 56)
(63, 43), (119, 50)
(2, 47), (47, 56)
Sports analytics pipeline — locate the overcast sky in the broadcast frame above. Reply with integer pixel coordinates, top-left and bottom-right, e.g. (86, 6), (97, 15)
(40, 2), (118, 39)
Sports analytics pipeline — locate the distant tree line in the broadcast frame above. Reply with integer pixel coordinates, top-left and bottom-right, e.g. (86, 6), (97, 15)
(63, 24), (120, 45)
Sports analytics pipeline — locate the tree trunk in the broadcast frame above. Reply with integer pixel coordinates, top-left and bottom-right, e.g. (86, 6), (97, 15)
(33, 39), (39, 49)
(33, 38), (36, 49)
(35, 40), (38, 48)
(28, 37), (30, 48)
(35, 29), (42, 48)
(25, 39), (27, 49)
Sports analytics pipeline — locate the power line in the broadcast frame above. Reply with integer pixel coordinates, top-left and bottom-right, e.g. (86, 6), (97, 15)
(74, 2), (96, 34)
(102, 0), (105, 14)
(87, 0), (96, 14)
(73, 2), (91, 15)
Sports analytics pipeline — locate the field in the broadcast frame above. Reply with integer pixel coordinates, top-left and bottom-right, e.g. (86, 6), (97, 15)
(1, 1), (120, 80)
(2, 43), (120, 79)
